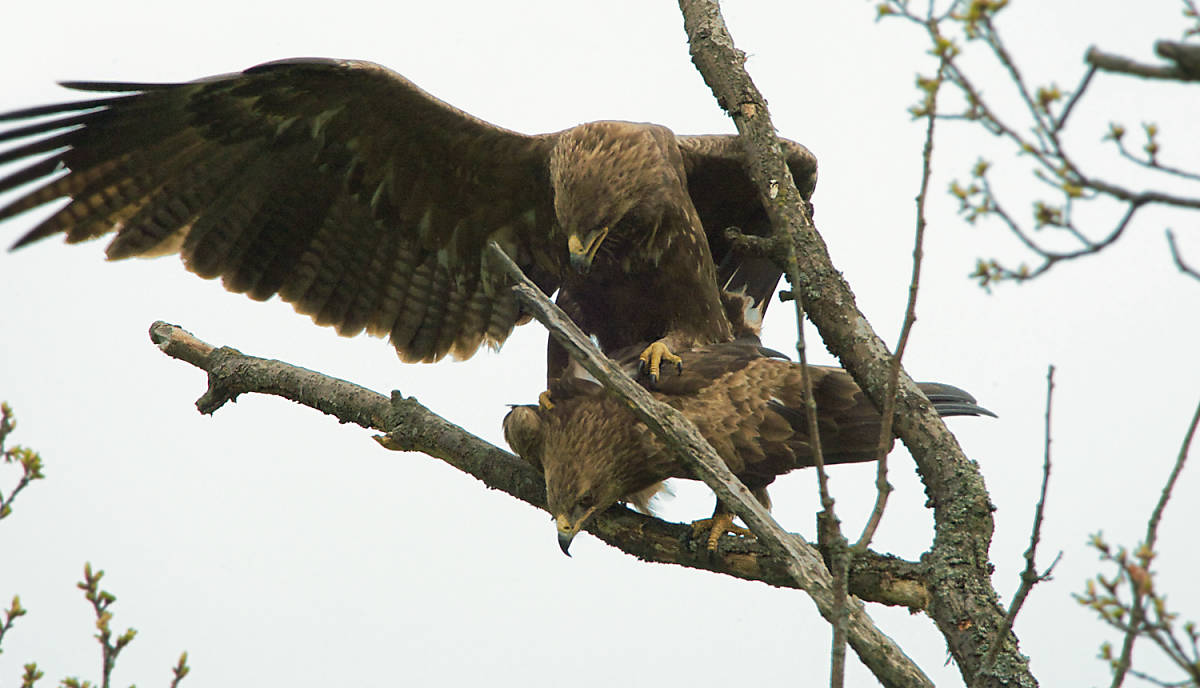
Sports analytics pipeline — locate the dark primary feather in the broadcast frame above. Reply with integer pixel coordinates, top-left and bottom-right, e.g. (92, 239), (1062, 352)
(0, 58), (816, 369)
(0, 58), (560, 363)
(505, 341), (993, 540)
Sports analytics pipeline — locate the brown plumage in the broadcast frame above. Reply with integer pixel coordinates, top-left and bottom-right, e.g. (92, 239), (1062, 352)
(502, 342), (995, 554)
(0, 58), (816, 370)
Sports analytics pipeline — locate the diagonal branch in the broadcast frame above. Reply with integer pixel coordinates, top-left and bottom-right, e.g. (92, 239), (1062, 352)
(1166, 229), (1200, 281)
(1108, 393), (1200, 688)
(676, 1), (1034, 685)
(146, 320), (930, 607)
(485, 245), (932, 688)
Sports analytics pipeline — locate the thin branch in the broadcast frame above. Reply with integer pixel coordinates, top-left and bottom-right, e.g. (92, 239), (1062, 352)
(981, 198), (1145, 282)
(0, 404), (44, 521)
(782, 187), (846, 688)
(0, 595), (27, 653)
(75, 563), (137, 688)
(1126, 666), (1194, 688)
(169, 653), (191, 688)
(1144, 394), (1200, 554)
(978, 365), (1061, 676)
(1186, 0), (1200, 37)
(1109, 394), (1200, 688)
(1078, 175), (1200, 210)
(888, 2), (1200, 286)
(147, 320), (931, 607)
(855, 54), (943, 553)
(789, 272), (848, 688)
(944, 38), (1200, 215)
(1113, 138), (1200, 183)
(830, 52), (949, 677)
(980, 17), (1053, 140)
(1054, 65), (1097, 131)
(1166, 229), (1200, 281)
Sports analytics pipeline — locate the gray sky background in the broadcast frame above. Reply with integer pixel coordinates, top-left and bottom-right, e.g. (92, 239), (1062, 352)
(1, 1), (1198, 686)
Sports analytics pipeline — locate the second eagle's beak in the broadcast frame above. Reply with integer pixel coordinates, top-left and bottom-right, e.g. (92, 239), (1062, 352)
(557, 530), (576, 557)
(567, 226), (609, 274)
(555, 513), (579, 556)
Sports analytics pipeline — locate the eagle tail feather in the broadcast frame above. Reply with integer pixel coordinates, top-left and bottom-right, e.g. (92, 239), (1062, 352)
(917, 381), (997, 418)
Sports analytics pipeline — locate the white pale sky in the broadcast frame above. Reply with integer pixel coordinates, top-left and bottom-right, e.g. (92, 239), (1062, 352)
(1, 1), (1198, 686)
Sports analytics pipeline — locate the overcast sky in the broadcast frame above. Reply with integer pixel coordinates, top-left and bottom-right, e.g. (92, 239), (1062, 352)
(1, 1), (1198, 686)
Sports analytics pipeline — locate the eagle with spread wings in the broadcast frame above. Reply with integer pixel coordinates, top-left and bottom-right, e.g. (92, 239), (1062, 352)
(503, 341), (994, 554)
(0, 58), (816, 377)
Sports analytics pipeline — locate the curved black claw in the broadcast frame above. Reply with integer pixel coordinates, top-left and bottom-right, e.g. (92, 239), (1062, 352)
(637, 341), (683, 388)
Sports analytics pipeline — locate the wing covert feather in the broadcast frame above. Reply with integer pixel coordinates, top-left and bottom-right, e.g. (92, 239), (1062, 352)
(677, 135), (818, 336)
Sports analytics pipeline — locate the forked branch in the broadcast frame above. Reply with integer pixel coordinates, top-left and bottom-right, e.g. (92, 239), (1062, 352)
(678, 1), (1032, 685)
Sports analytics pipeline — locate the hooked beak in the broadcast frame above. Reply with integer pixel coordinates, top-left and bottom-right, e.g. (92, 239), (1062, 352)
(558, 530), (575, 557)
(555, 512), (589, 557)
(567, 226), (609, 274)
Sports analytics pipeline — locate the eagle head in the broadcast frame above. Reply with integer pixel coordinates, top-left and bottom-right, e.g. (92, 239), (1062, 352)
(549, 121), (689, 275)
(505, 393), (666, 556)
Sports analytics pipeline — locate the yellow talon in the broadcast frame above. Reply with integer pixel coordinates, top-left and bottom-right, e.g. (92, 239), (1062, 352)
(690, 512), (753, 551)
(538, 390), (555, 411)
(638, 341), (683, 384)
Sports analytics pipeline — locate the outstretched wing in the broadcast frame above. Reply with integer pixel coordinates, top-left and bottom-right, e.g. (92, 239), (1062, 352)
(678, 135), (817, 337)
(0, 58), (563, 362)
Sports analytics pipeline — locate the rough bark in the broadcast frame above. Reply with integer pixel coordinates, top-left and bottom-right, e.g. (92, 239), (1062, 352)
(148, 320), (927, 609)
(1085, 43), (1200, 82)
(676, 1), (1035, 686)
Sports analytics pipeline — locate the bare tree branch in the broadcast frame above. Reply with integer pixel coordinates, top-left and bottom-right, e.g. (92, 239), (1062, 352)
(882, 1), (1200, 286)
(783, 234), (846, 688)
(1111, 131), (1200, 183)
(1156, 40), (1200, 78)
(0, 595), (28, 654)
(855, 54), (944, 554)
(1143, 397), (1200, 558)
(147, 320), (931, 608)
(1107, 393), (1200, 688)
(979, 366), (1061, 677)
(677, 2), (1034, 685)
(1167, 230), (1200, 281)
(1084, 44), (1199, 82)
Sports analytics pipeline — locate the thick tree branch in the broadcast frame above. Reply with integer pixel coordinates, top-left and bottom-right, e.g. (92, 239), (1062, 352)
(677, 2), (1034, 686)
(1085, 44), (1199, 82)
(147, 320), (927, 608)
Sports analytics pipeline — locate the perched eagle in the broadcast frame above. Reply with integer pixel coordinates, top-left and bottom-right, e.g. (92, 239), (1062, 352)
(502, 342), (995, 555)
(0, 58), (816, 376)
